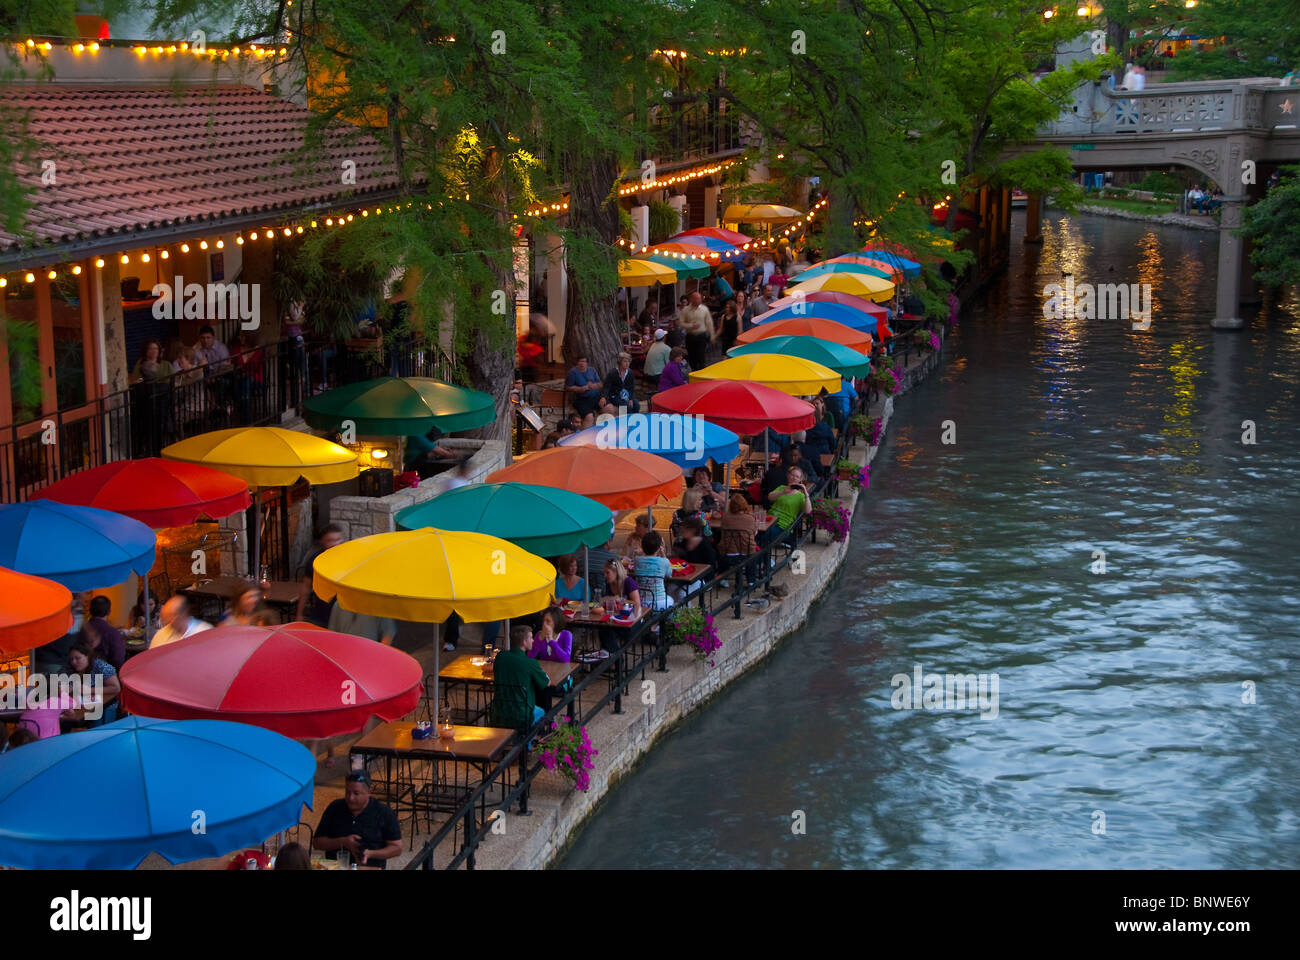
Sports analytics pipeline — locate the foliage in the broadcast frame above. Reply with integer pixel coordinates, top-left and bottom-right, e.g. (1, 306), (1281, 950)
(646, 199), (680, 243)
(1241, 165), (1300, 288)
(871, 358), (903, 394)
(1136, 170), (1182, 199)
(665, 605), (722, 666)
(811, 498), (851, 542)
(1165, 0), (1300, 80)
(538, 721), (597, 792)
(845, 413), (872, 440)
(834, 458), (858, 477)
(868, 415), (884, 446)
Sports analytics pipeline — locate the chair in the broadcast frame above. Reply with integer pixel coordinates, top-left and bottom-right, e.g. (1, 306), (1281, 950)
(539, 388), (568, 420)
(488, 683), (533, 734)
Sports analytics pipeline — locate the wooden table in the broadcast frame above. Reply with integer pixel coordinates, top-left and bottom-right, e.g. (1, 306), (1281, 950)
(438, 655), (578, 724)
(178, 577), (300, 622)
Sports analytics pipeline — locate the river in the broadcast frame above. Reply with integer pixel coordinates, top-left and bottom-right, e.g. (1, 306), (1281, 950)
(557, 212), (1300, 869)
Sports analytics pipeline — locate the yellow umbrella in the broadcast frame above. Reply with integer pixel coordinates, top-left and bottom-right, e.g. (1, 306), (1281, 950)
(724, 203), (803, 225)
(618, 258), (677, 287)
(162, 426), (358, 486)
(312, 528), (556, 623)
(786, 270), (895, 303)
(313, 528), (557, 714)
(163, 427), (359, 579)
(688, 354), (841, 397)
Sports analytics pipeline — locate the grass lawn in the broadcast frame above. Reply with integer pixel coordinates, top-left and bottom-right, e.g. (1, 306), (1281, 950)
(1080, 195), (1186, 216)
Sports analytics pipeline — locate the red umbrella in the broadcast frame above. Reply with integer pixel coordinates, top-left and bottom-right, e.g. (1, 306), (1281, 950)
(767, 290), (890, 318)
(0, 567), (73, 654)
(673, 227), (754, 246)
(119, 622), (422, 738)
(651, 380), (816, 436)
(30, 458), (250, 529)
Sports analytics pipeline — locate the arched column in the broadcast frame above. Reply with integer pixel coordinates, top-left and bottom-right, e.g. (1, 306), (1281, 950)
(1213, 195), (1246, 330)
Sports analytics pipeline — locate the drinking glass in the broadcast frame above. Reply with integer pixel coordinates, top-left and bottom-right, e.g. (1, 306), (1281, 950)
(603, 596), (616, 615)
(337, 848), (351, 870)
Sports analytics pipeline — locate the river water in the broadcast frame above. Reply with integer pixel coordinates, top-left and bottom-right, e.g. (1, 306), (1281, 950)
(558, 212), (1300, 869)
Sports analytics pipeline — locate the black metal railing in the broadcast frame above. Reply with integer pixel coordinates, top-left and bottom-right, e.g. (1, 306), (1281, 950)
(0, 336), (459, 504)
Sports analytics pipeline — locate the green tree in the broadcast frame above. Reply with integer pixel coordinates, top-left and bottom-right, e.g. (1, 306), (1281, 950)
(1167, 0), (1300, 80)
(1241, 164), (1300, 287)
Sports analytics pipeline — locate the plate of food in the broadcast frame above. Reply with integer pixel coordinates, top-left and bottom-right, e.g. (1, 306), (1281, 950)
(669, 560), (695, 576)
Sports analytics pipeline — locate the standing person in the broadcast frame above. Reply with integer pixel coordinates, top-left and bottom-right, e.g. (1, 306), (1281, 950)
(298, 524), (346, 626)
(600, 352), (640, 414)
(719, 299), (740, 353)
(761, 466), (813, 548)
(677, 292), (715, 371)
(83, 596), (126, 672)
(313, 772), (403, 868)
(150, 596), (213, 648)
(1132, 64), (1146, 91)
(643, 329), (671, 385)
(565, 356), (603, 428)
(657, 347), (690, 392)
(327, 604), (396, 645)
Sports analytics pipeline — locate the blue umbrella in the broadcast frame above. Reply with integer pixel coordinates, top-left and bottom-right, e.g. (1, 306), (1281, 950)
(666, 235), (744, 261)
(860, 249), (922, 277)
(753, 302), (880, 333)
(0, 716), (315, 869)
(0, 500), (155, 591)
(558, 412), (740, 470)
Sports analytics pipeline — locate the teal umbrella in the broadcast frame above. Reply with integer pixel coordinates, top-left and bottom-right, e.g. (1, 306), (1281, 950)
(793, 261), (895, 281)
(303, 377), (495, 436)
(727, 335), (873, 379)
(395, 482), (612, 557)
(645, 253), (711, 279)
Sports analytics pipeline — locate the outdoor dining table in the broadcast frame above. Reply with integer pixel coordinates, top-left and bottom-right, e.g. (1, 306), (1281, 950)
(179, 576), (300, 621)
(436, 654), (579, 725)
(348, 719), (517, 841)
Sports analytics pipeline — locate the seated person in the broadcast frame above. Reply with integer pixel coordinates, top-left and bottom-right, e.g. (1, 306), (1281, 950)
(719, 493), (760, 582)
(313, 772), (403, 868)
(622, 515), (668, 558)
(599, 352), (640, 414)
(761, 465), (813, 548)
(488, 624), (554, 731)
(84, 595), (126, 671)
(657, 347), (689, 392)
(761, 446), (799, 501)
(633, 532), (674, 612)
(553, 554), (586, 602)
(671, 485), (714, 542)
(565, 356), (603, 427)
(530, 606), (574, 662)
(688, 466), (725, 514)
(672, 516), (719, 598)
(601, 559), (642, 617)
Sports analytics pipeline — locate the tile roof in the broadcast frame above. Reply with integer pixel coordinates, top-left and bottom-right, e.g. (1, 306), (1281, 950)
(1, 84), (403, 258)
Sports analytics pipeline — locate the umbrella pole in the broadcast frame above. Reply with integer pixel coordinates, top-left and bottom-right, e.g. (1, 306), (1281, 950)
(433, 621), (440, 724)
(144, 582), (153, 644)
(250, 485), (261, 581)
(583, 545), (591, 616)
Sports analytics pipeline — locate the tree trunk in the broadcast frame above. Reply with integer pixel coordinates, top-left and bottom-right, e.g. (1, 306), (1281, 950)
(562, 150), (625, 373)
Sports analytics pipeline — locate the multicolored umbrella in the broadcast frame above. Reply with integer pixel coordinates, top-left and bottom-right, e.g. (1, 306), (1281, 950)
(751, 302), (882, 334)
(734, 316), (874, 355)
(0, 567), (73, 654)
(651, 380), (816, 436)
(557, 412), (741, 470)
(795, 261), (895, 282)
(395, 482), (613, 558)
(0, 716), (315, 869)
(487, 446), (683, 511)
(727, 335), (872, 379)
(645, 253), (710, 279)
(859, 248), (922, 277)
(689, 354), (841, 397)
(303, 377), (495, 436)
(119, 622), (423, 739)
(785, 270), (895, 302)
(767, 290), (891, 318)
(673, 226), (753, 246)
(618, 258), (677, 286)
(0, 500), (156, 592)
(653, 236), (743, 260)
(29, 458), (250, 529)
(820, 255), (905, 279)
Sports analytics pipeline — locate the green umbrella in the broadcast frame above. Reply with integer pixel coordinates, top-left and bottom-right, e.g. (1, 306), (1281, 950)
(646, 253), (711, 279)
(303, 377), (495, 436)
(395, 482), (613, 557)
(727, 335), (873, 379)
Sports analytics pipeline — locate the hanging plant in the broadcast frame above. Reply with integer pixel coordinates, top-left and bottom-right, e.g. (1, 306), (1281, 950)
(647, 199), (681, 243)
(811, 498), (851, 542)
(539, 722), (598, 792)
(666, 606), (723, 666)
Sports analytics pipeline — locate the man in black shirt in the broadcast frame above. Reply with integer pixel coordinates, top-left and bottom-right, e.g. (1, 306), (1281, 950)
(297, 524), (346, 626)
(313, 772), (403, 868)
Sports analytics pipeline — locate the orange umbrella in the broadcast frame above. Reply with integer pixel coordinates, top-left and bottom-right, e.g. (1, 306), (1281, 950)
(820, 255), (904, 280)
(0, 567), (73, 654)
(487, 447), (682, 511)
(734, 316), (874, 355)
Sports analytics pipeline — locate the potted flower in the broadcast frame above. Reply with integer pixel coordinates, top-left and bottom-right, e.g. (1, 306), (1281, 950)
(871, 360), (902, 394)
(868, 416), (883, 446)
(846, 412), (872, 440)
(665, 606), (723, 666)
(811, 498), (851, 542)
(835, 458), (858, 480)
(539, 722), (598, 792)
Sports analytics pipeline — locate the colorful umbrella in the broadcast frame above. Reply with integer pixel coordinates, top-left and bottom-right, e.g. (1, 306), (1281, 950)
(162, 427), (358, 488)
(119, 622), (422, 738)
(751, 302), (881, 334)
(0, 716), (314, 869)
(29, 458), (251, 529)
(652, 236), (743, 260)
(618, 258), (677, 287)
(673, 227), (753, 246)
(727, 336), (872, 379)
(651, 380), (816, 436)
(645, 253), (710, 279)
(689, 354), (840, 397)
(302, 377), (495, 436)
(767, 290), (891, 318)
(0, 567), (73, 654)
(0, 501), (155, 592)
(734, 316), (874, 355)
(396, 482), (613, 558)
(818, 255), (904, 279)
(724, 203), (803, 224)
(795, 261), (896, 282)
(557, 412), (741, 470)
(859, 249), (922, 277)
(487, 447), (683, 511)
(786, 270), (895, 302)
